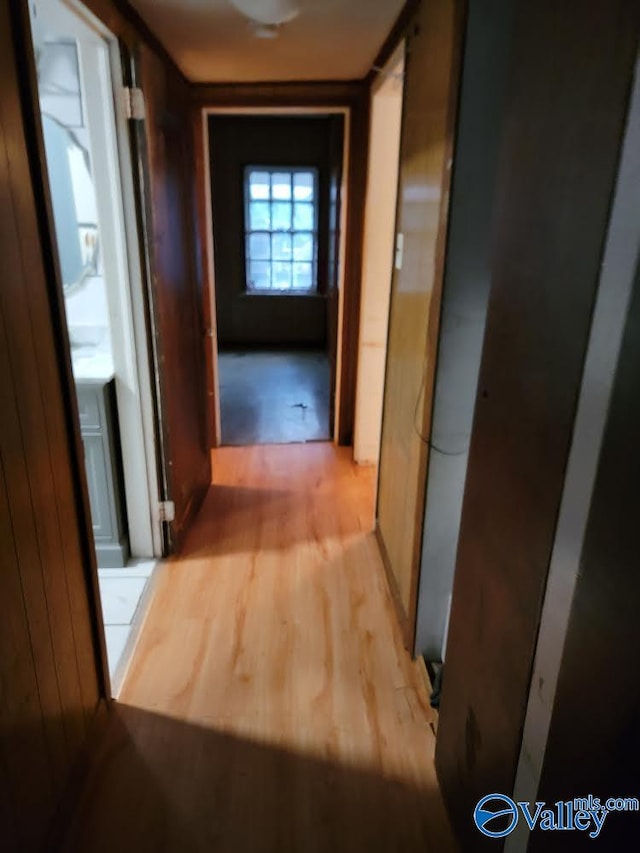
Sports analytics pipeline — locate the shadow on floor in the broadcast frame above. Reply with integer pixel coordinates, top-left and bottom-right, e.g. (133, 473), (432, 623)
(181, 484), (297, 556)
(57, 703), (457, 853)
(180, 479), (371, 558)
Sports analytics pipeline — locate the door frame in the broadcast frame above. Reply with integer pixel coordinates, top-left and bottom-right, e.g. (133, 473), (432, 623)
(31, 0), (164, 559)
(197, 105), (351, 447)
(375, 0), (464, 652)
(354, 42), (405, 467)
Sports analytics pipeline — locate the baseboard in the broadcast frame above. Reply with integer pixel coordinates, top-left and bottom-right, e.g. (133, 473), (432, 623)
(375, 520), (412, 651)
(414, 655), (440, 734)
(170, 473), (210, 554)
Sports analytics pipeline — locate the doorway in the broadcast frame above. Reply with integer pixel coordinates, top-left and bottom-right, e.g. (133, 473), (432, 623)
(353, 45), (404, 466)
(206, 113), (346, 446)
(29, 0), (161, 692)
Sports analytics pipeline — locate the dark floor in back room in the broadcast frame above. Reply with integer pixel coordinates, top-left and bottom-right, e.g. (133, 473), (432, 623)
(218, 349), (331, 445)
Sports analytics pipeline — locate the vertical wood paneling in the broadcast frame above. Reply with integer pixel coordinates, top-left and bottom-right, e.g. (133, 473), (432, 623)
(193, 110), (218, 446)
(0, 110), (70, 795)
(0, 456), (56, 853)
(136, 44), (211, 551)
(337, 92), (369, 446)
(2, 0), (223, 847)
(0, 2), (105, 848)
(0, 746), (20, 852)
(376, 0), (462, 647)
(1, 220), (86, 752)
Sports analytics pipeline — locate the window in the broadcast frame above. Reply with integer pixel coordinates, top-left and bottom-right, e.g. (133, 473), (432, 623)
(244, 167), (318, 293)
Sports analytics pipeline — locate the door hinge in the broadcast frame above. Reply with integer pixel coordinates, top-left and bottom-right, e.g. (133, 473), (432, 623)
(158, 500), (175, 523)
(123, 86), (146, 121)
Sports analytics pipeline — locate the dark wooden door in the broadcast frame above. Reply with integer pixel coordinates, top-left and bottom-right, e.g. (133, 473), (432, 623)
(132, 45), (211, 551)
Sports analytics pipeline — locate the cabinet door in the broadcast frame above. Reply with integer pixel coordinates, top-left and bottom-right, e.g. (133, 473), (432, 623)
(82, 433), (114, 541)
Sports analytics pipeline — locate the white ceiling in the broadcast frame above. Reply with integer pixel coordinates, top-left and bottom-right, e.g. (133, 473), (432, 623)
(127, 0), (406, 83)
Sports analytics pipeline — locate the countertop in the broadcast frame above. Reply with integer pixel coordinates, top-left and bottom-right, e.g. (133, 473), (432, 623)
(71, 343), (115, 383)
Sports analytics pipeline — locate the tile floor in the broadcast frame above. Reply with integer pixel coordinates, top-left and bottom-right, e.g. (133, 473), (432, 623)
(98, 559), (157, 694)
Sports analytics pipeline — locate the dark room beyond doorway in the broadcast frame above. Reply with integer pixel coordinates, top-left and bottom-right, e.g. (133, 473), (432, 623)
(218, 349), (330, 445)
(209, 114), (344, 446)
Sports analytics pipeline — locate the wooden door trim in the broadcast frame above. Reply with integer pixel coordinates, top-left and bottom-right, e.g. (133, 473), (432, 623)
(127, 48), (174, 542)
(194, 110), (222, 445)
(365, 0), (422, 87)
(195, 101), (364, 447)
(376, 522), (411, 642)
(133, 44), (212, 553)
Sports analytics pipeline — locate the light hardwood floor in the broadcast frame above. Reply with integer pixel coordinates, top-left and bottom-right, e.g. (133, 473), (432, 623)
(62, 444), (457, 852)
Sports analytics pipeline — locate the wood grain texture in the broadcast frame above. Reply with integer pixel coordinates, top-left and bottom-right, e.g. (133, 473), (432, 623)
(376, 0), (463, 647)
(435, 0), (640, 847)
(192, 109), (218, 447)
(0, 3), (105, 849)
(136, 43), (211, 550)
(61, 444), (457, 852)
(338, 92), (370, 446)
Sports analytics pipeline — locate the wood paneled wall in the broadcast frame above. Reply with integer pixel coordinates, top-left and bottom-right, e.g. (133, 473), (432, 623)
(435, 0), (640, 846)
(135, 43), (210, 550)
(0, 3), (106, 849)
(192, 82), (369, 445)
(376, 0), (463, 647)
(0, 0), (213, 845)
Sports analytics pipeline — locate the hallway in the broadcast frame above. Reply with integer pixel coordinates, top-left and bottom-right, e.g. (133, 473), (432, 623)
(60, 444), (456, 852)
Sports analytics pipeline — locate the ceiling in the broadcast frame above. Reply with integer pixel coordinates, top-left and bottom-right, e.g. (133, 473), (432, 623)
(127, 0), (406, 83)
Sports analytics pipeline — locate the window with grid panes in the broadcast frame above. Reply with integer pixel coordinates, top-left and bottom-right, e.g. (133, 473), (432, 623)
(244, 167), (318, 292)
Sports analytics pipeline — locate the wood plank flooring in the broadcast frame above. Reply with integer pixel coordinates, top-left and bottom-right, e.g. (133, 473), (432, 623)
(61, 444), (457, 852)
